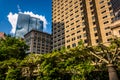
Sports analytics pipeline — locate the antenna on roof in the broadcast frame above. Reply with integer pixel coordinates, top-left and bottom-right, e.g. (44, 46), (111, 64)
(17, 5), (22, 13)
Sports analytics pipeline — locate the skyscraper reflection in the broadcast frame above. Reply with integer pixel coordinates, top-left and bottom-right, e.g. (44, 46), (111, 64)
(15, 13), (43, 38)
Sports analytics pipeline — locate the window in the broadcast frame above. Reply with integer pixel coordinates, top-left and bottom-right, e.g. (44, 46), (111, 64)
(76, 20), (80, 23)
(106, 32), (111, 36)
(110, 12), (113, 16)
(77, 30), (81, 33)
(61, 7), (64, 10)
(101, 10), (106, 14)
(71, 28), (74, 30)
(104, 21), (109, 24)
(75, 10), (79, 13)
(100, 6), (105, 9)
(74, 1), (78, 4)
(66, 30), (69, 33)
(109, 7), (112, 10)
(66, 35), (70, 38)
(82, 22), (85, 26)
(72, 43), (76, 47)
(75, 6), (78, 8)
(84, 39), (87, 43)
(66, 25), (69, 28)
(61, 3), (63, 6)
(107, 39), (111, 41)
(93, 27), (97, 31)
(71, 23), (74, 25)
(108, 2), (111, 5)
(66, 21), (69, 23)
(58, 39), (61, 41)
(72, 37), (76, 41)
(93, 22), (96, 25)
(65, 4), (68, 6)
(70, 5), (72, 7)
(94, 33), (98, 37)
(119, 30), (120, 34)
(82, 17), (84, 20)
(82, 28), (85, 31)
(61, 15), (64, 17)
(105, 27), (110, 30)
(89, 1), (92, 5)
(67, 40), (70, 43)
(96, 39), (99, 43)
(76, 25), (80, 28)
(80, 2), (82, 6)
(81, 12), (84, 15)
(90, 6), (93, 10)
(70, 14), (73, 16)
(65, 0), (67, 2)
(65, 8), (68, 10)
(67, 45), (70, 48)
(71, 33), (75, 36)
(77, 35), (81, 39)
(83, 33), (87, 37)
(66, 16), (68, 19)
(61, 19), (64, 21)
(99, 0), (104, 4)
(92, 16), (95, 20)
(106, 33), (109, 36)
(91, 11), (94, 15)
(70, 18), (74, 21)
(103, 16), (107, 19)
(76, 15), (79, 17)
(80, 7), (83, 10)
(69, 1), (72, 3)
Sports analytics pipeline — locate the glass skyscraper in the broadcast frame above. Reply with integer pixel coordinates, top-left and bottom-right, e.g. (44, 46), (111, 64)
(29, 17), (43, 32)
(15, 13), (43, 38)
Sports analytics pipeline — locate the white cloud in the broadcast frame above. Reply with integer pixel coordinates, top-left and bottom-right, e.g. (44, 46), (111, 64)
(7, 12), (18, 34)
(7, 11), (48, 34)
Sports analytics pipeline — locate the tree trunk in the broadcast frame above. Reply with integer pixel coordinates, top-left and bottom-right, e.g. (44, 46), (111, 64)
(107, 64), (119, 80)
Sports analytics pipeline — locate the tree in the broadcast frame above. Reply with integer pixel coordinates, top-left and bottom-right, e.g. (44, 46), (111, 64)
(0, 35), (29, 79)
(20, 41), (94, 80)
(38, 42), (94, 80)
(0, 35), (29, 61)
(87, 38), (120, 80)
(20, 53), (42, 80)
(5, 68), (21, 80)
(0, 58), (21, 80)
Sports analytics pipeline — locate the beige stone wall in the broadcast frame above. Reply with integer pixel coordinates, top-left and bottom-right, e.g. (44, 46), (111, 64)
(52, 0), (115, 50)
(24, 30), (52, 54)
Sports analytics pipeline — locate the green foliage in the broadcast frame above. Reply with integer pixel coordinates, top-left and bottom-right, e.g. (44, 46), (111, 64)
(0, 58), (21, 80)
(38, 43), (94, 80)
(0, 36), (28, 61)
(1, 36), (120, 79)
(0, 35), (28, 79)
(0, 38), (94, 80)
(5, 68), (21, 80)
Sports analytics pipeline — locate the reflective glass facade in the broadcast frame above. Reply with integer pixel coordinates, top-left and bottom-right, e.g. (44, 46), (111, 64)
(29, 17), (43, 32)
(15, 13), (43, 38)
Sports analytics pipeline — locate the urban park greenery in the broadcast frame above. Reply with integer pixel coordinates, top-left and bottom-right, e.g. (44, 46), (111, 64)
(0, 36), (120, 80)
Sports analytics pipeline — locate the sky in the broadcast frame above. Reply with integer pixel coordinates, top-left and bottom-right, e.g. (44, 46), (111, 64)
(0, 0), (52, 34)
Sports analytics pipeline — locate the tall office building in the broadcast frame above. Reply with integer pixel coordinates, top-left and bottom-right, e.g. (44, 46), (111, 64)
(110, 0), (120, 37)
(52, 0), (115, 50)
(24, 30), (52, 54)
(111, 0), (120, 20)
(111, 0), (120, 13)
(15, 13), (43, 38)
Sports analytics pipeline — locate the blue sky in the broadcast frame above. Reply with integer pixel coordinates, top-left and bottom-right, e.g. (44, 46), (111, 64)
(0, 0), (52, 34)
